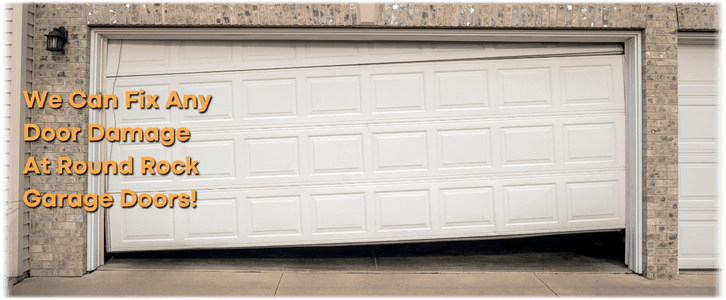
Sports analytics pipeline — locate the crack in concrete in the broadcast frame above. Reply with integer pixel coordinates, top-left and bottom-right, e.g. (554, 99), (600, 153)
(273, 273), (283, 297)
(534, 273), (559, 297)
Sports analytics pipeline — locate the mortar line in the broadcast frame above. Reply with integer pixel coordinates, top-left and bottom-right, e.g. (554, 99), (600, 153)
(534, 273), (559, 297)
(273, 272), (284, 297)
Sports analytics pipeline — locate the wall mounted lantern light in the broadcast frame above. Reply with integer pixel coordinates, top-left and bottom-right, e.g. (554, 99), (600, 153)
(45, 27), (68, 52)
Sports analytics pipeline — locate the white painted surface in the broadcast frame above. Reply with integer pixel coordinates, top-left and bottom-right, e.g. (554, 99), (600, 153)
(106, 41), (626, 251)
(678, 44), (719, 269)
(106, 40), (622, 78)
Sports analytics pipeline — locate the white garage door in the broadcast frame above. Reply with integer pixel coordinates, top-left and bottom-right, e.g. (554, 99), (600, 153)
(677, 43), (719, 269)
(104, 40), (627, 252)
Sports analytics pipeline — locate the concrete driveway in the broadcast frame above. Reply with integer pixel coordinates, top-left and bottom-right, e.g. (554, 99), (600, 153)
(9, 233), (718, 296)
(10, 270), (718, 297)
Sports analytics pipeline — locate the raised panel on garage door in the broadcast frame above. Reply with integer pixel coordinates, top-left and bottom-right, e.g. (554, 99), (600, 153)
(106, 41), (627, 252)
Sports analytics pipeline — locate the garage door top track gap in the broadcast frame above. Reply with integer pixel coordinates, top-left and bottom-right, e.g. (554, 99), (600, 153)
(107, 51), (624, 79)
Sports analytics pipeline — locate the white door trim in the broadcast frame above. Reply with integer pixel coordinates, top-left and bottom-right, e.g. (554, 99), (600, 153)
(87, 28), (643, 274)
(678, 31), (719, 45)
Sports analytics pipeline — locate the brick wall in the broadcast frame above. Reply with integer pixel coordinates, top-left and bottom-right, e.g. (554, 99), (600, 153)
(29, 3), (89, 277)
(641, 5), (680, 280)
(27, 3), (718, 279)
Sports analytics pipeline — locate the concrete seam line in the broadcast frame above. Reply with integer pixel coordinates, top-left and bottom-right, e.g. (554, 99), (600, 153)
(274, 273), (284, 297)
(533, 273), (559, 297)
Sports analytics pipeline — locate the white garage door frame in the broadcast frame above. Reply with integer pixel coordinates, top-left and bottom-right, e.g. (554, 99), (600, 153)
(86, 28), (643, 274)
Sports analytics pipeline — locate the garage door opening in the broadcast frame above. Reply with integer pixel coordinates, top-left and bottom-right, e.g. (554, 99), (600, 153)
(103, 40), (627, 252)
(99, 231), (629, 273)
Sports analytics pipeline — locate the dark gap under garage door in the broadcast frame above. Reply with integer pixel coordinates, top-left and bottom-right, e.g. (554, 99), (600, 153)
(99, 231), (629, 273)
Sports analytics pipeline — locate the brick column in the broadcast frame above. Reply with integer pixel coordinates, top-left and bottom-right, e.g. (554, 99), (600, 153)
(28, 3), (90, 277)
(641, 4), (679, 280)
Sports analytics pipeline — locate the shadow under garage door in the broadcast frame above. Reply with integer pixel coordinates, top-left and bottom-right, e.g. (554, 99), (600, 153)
(100, 231), (629, 273)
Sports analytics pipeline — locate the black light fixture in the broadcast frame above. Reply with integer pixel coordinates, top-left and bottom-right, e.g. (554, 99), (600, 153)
(45, 27), (68, 52)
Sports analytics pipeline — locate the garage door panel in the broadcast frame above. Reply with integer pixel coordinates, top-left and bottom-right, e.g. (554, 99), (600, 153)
(367, 116), (624, 174)
(563, 123), (619, 164)
(243, 136), (301, 178)
(566, 180), (620, 222)
(676, 80), (717, 105)
(678, 210), (723, 268)
(108, 56), (623, 131)
(108, 143), (175, 190)
(183, 197), (239, 240)
(678, 43), (719, 269)
(678, 105), (723, 152)
(371, 73), (427, 114)
(105, 81), (173, 126)
(368, 42), (423, 55)
(439, 187), (495, 229)
(107, 40), (626, 252)
(244, 41), (296, 60)
(305, 41), (362, 57)
(177, 80), (235, 123)
(679, 46), (716, 80)
(437, 128), (492, 170)
(107, 115), (624, 194)
(109, 40), (171, 76)
(679, 164), (717, 198)
(242, 78), (299, 120)
(173, 132), (243, 186)
(372, 131), (429, 173)
(109, 172), (626, 251)
(111, 192), (242, 248)
(108, 135), (241, 190)
(247, 195), (303, 237)
(500, 126), (556, 166)
(434, 70), (489, 111)
(311, 193), (367, 234)
(679, 221), (719, 268)
(560, 65), (615, 105)
(111, 204), (176, 242)
(309, 134), (365, 175)
(679, 106), (716, 140)
(679, 95), (717, 107)
(503, 184), (559, 225)
(179, 40), (234, 65)
(306, 76), (362, 116)
(678, 161), (718, 230)
(107, 77), (242, 127)
(180, 139), (237, 182)
(107, 41), (623, 77)
(498, 68), (552, 108)
(375, 190), (432, 232)
(497, 174), (625, 233)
